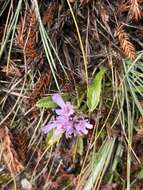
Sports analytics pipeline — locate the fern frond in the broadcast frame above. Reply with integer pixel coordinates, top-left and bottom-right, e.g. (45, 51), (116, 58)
(129, 0), (142, 21)
(115, 24), (136, 60)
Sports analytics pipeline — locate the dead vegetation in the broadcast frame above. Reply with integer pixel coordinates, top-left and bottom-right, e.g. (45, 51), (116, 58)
(115, 24), (136, 60)
(0, 126), (24, 175)
(15, 8), (39, 60)
(0, 0), (143, 189)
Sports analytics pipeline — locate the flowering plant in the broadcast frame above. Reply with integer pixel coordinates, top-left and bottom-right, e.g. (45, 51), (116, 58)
(42, 94), (93, 138)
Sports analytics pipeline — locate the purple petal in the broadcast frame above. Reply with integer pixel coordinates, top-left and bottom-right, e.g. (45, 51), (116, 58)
(52, 93), (65, 108)
(65, 128), (73, 138)
(53, 115), (73, 136)
(56, 115), (69, 124)
(65, 125), (74, 137)
(65, 132), (72, 138)
(85, 123), (93, 129)
(65, 102), (74, 115)
(74, 118), (93, 136)
(80, 128), (88, 135)
(55, 109), (64, 116)
(52, 94), (74, 117)
(55, 102), (74, 117)
(42, 123), (56, 134)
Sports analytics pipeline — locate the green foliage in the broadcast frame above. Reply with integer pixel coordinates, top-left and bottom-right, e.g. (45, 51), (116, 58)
(123, 55), (143, 117)
(87, 67), (106, 112)
(45, 130), (54, 145)
(36, 96), (57, 108)
(83, 138), (116, 190)
(45, 129), (62, 146)
(137, 169), (143, 179)
(0, 0), (22, 58)
(72, 136), (83, 160)
(0, 174), (11, 186)
(48, 133), (62, 146)
(36, 94), (70, 108)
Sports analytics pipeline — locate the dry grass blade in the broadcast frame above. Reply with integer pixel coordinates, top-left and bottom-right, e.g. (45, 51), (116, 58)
(0, 126), (24, 175)
(129, 0), (142, 21)
(115, 24), (136, 60)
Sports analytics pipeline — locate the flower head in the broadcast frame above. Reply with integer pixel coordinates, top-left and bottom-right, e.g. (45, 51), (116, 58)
(42, 94), (93, 138)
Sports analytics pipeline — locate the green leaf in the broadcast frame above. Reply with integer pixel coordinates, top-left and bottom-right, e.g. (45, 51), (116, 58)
(36, 94), (70, 108)
(0, 174), (12, 185)
(137, 169), (143, 179)
(36, 96), (57, 108)
(48, 133), (62, 146)
(72, 136), (83, 160)
(45, 130), (54, 145)
(84, 138), (115, 190)
(87, 67), (106, 111)
(45, 129), (63, 146)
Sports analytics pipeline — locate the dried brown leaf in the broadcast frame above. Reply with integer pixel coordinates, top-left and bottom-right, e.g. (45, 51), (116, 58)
(24, 72), (51, 119)
(42, 2), (58, 26)
(0, 126), (24, 175)
(31, 73), (51, 99)
(1, 62), (22, 77)
(12, 129), (29, 164)
(115, 24), (136, 60)
(15, 8), (39, 60)
(129, 0), (142, 20)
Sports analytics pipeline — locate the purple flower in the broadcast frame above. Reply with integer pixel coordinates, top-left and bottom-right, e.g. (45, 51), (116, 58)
(42, 94), (93, 138)
(52, 94), (74, 117)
